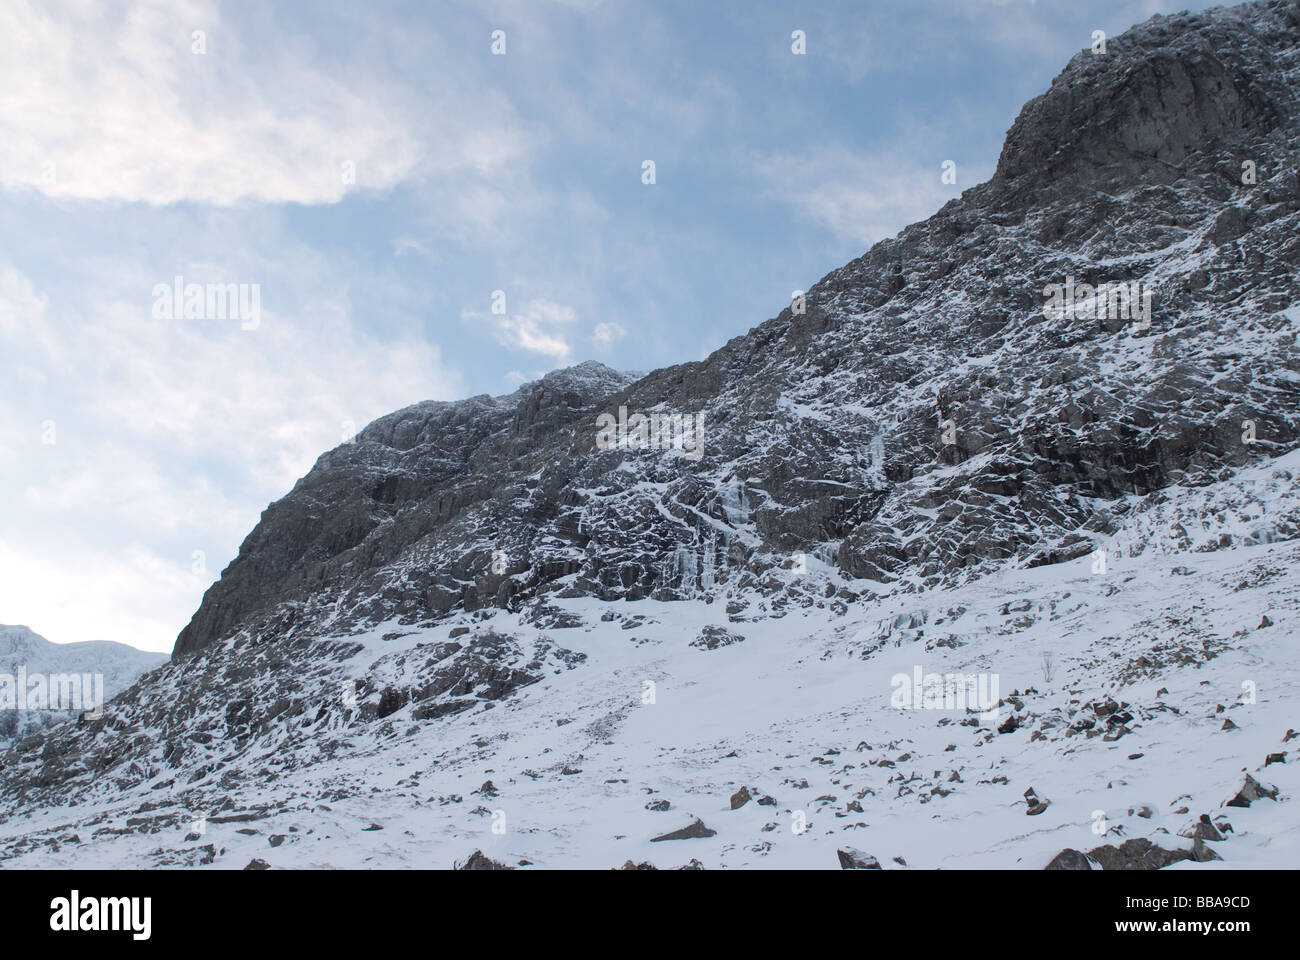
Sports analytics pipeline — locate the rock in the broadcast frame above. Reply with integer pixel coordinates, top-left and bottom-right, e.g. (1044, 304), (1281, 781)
(1087, 838), (1192, 870)
(362, 822), (384, 831)
(449, 626), (471, 638)
(243, 858), (271, 870)
(268, 834), (286, 847)
(1179, 815), (1224, 842)
(836, 847), (882, 869)
(617, 860), (657, 870)
(477, 780), (498, 797)
(730, 786), (752, 809)
(1192, 837), (1222, 862)
(690, 626), (746, 650)
(650, 819), (716, 842)
(457, 850), (513, 870)
(376, 686), (405, 719)
(1024, 787), (1049, 815)
(1226, 773), (1278, 808)
(1045, 848), (1093, 870)
(1221, 718), (1239, 731)
(1259, 615), (1273, 628)
(1265, 752), (1286, 766)
(645, 799), (671, 812)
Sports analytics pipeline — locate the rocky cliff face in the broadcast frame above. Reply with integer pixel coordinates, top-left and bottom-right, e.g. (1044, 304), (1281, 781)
(2, 0), (1299, 869)
(174, 0), (1300, 658)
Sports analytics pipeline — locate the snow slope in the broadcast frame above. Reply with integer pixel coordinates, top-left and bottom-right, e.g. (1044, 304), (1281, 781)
(0, 454), (1295, 868)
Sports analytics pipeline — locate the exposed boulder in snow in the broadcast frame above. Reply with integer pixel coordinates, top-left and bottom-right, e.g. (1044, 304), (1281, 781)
(1044, 849), (1093, 871)
(456, 850), (513, 870)
(650, 819), (717, 842)
(1086, 838), (1193, 871)
(836, 847), (882, 870)
(1225, 773), (1278, 808)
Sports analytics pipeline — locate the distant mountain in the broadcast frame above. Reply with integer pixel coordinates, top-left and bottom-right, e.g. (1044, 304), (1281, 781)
(0, 625), (167, 743)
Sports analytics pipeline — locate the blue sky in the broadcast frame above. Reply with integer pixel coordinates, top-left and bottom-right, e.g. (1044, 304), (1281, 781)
(0, 0), (1223, 652)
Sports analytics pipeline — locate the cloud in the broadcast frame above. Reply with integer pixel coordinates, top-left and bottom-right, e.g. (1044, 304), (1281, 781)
(0, 539), (201, 653)
(469, 298), (578, 361)
(756, 145), (993, 247)
(591, 321), (626, 349)
(0, 0), (526, 206)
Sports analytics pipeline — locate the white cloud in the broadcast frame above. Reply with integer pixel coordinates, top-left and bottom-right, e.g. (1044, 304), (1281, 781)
(470, 298), (577, 361)
(591, 321), (626, 349)
(0, 0), (526, 206)
(756, 146), (993, 247)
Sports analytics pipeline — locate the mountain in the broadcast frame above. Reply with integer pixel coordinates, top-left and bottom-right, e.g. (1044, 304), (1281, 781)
(1, 0), (1297, 869)
(0, 625), (167, 744)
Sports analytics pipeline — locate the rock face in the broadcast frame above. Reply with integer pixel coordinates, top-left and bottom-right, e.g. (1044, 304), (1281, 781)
(169, 1), (1300, 664)
(1, 1), (1299, 867)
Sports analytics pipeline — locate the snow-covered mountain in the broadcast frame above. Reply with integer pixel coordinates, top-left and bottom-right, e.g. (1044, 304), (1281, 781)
(1, 0), (1298, 869)
(0, 625), (167, 744)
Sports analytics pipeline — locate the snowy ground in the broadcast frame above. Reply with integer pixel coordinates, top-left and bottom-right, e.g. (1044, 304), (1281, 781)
(2, 457), (1297, 869)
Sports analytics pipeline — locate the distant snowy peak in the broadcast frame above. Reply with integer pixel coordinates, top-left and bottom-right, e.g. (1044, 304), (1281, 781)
(0, 624), (167, 702)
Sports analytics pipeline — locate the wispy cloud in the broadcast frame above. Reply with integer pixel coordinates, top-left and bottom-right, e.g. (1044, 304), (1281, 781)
(468, 298), (578, 362)
(592, 321), (626, 349)
(0, 0), (526, 206)
(755, 145), (990, 247)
